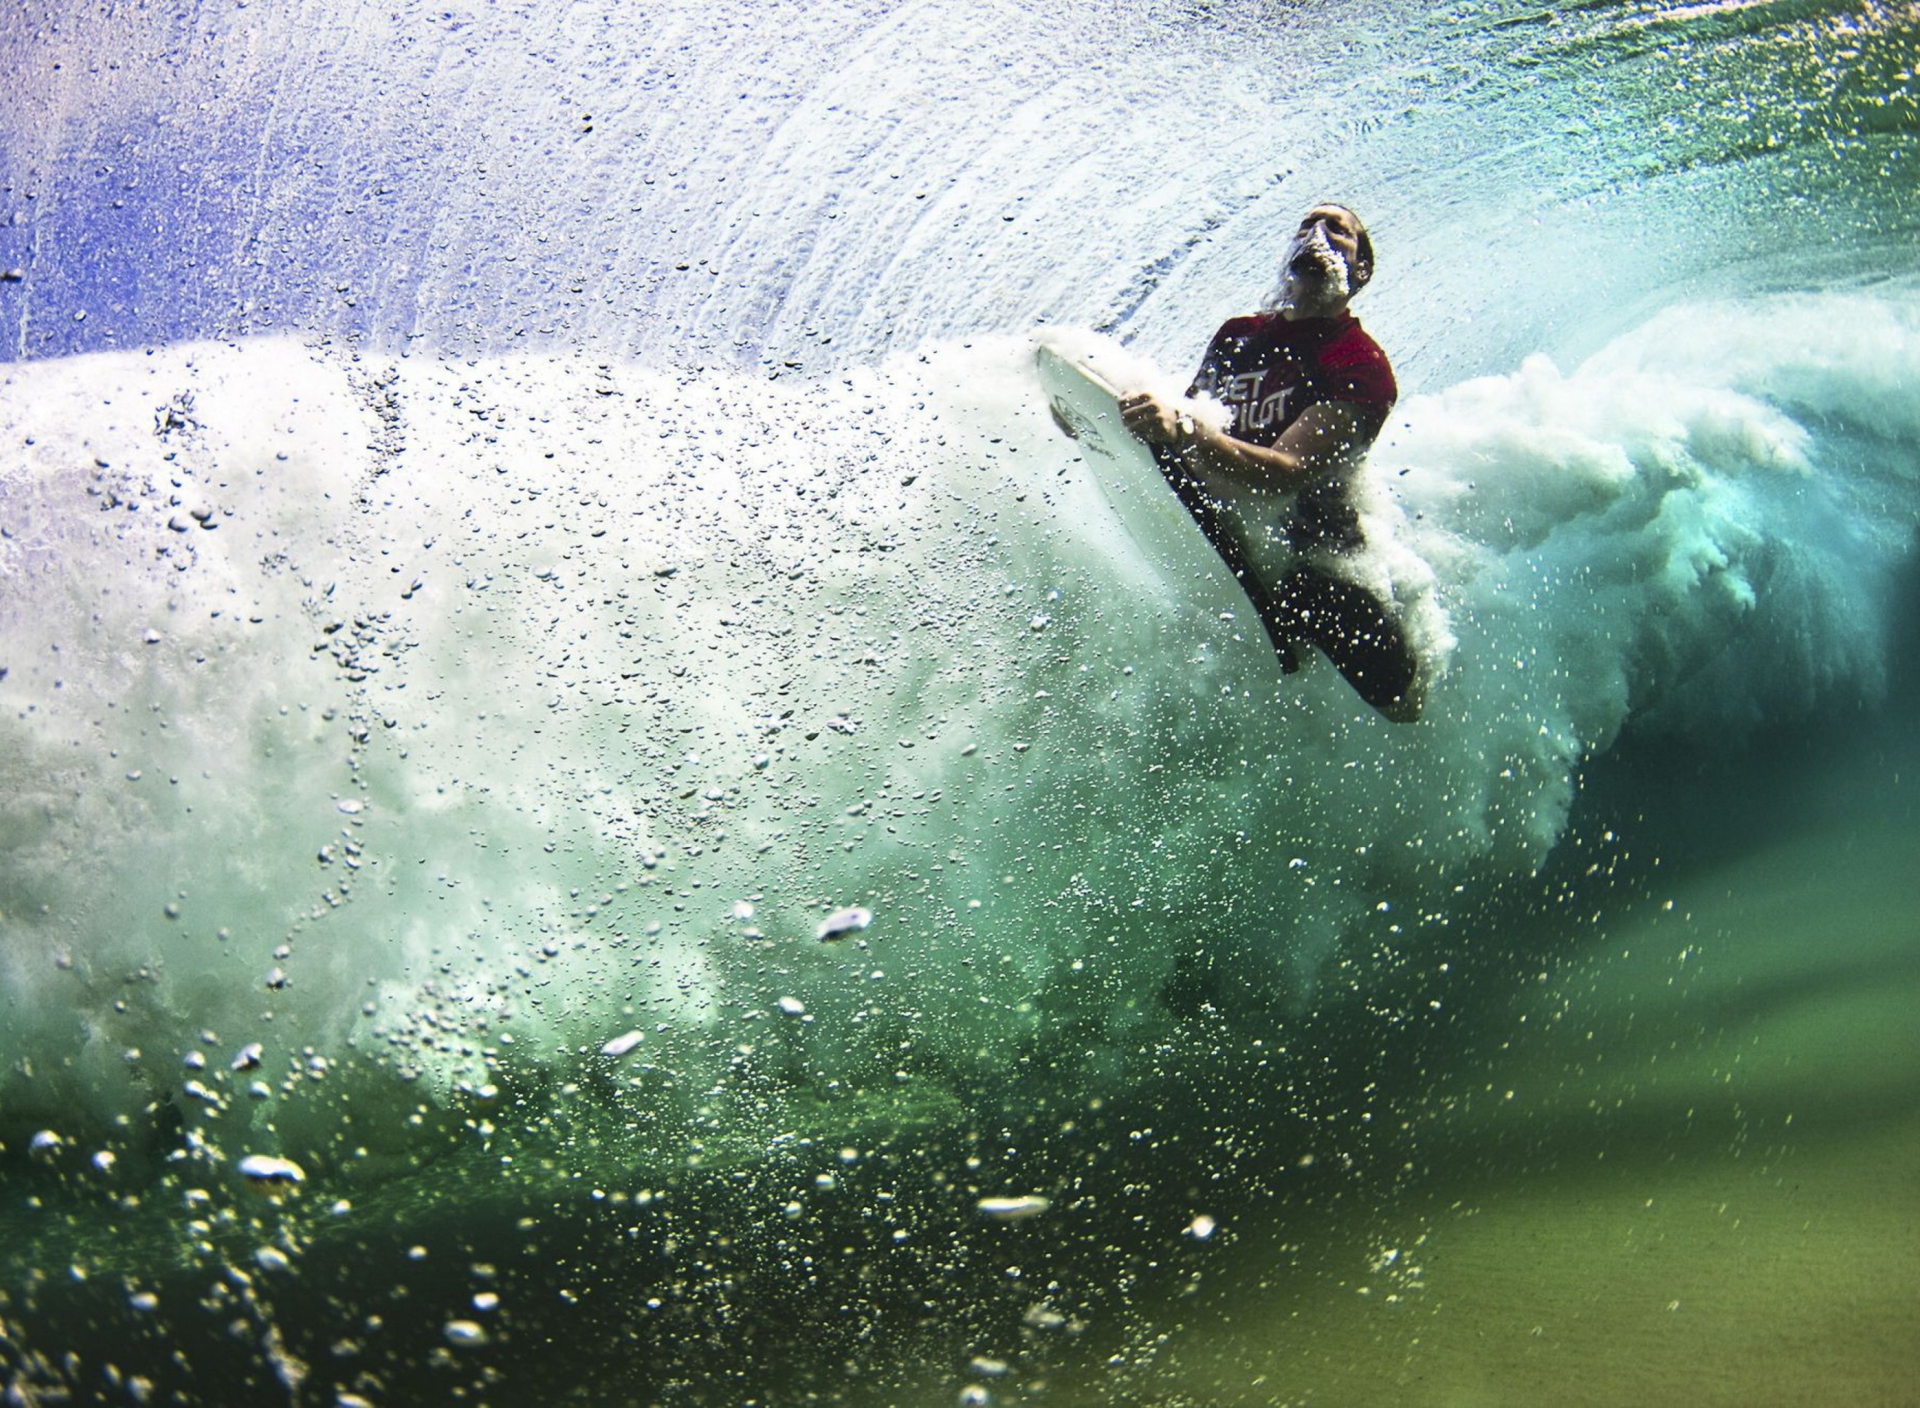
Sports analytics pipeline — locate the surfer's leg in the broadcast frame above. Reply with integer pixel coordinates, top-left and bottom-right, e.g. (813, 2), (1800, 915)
(1155, 450), (1242, 565)
(1153, 449), (1298, 666)
(1273, 569), (1420, 720)
(1241, 574), (1302, 673)
(1232, 573), (1300, 673)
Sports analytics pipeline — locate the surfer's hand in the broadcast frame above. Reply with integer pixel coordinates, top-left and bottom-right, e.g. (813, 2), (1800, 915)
(1119, 391), (1194, 447)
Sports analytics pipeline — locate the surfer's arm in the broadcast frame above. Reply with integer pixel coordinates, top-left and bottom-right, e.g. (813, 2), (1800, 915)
(1122, 393), (1368, 494)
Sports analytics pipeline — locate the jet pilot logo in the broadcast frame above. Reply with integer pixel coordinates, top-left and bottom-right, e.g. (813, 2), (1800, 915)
(1221, 369), (1293, 436)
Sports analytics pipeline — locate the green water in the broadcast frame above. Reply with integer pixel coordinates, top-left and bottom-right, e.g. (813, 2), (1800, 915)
(5, 704), (1912, 1404)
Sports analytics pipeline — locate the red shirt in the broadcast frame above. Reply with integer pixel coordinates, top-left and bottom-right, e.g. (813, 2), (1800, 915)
(1186, 310), (1397, 448)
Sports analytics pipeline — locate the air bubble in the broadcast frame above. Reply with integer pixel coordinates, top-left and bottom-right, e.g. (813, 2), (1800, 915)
(816, 905), (872, 941)
(976, 1195), (1051, 1221)
(444, 1319), (488, 1347)
(236, 1154), (305, 1192)
(601, 1030), (645, 1057)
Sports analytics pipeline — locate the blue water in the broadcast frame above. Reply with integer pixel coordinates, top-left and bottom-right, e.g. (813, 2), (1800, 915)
(1, 1), (1916, 1402)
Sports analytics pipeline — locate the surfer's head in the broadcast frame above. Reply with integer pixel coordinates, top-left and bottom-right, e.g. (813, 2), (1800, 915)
(1267, 204), (1374, 318)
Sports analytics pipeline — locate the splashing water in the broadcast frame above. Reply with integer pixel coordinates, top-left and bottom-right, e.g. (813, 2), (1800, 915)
(5, 286), (1912, 1139)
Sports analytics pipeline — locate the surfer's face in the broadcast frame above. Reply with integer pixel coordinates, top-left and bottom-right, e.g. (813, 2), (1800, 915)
(1270, 206), (1370, 317)
(1296, 206), (1366, 276)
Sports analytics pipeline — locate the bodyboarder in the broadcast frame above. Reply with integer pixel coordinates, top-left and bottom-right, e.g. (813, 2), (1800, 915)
(1117, 203), (1422, 722)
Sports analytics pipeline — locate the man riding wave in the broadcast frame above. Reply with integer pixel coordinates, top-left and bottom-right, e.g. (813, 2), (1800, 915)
(1118, 203), (1423, 722)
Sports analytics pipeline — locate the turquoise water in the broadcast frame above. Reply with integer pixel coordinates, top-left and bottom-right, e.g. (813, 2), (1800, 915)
(2, 1), (1916, 1402)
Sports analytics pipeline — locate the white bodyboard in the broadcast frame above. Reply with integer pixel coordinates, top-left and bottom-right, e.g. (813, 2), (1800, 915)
(1034, 341), (1265, 612)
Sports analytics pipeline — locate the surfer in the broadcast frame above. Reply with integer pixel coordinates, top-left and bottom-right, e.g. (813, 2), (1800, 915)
(1118, 203), (1421, 722)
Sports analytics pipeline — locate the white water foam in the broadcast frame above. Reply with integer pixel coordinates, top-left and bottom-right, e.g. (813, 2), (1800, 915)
(2, 289), (1913, 1150)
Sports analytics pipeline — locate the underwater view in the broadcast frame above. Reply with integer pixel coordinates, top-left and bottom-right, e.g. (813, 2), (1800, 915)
(2, 0), (1916, 1402)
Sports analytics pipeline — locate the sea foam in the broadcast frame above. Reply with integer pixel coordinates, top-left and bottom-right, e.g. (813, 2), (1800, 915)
(1, 289), (1912, 1153)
